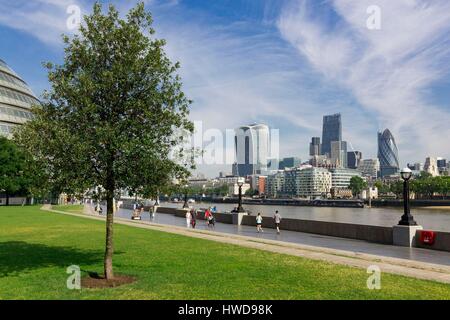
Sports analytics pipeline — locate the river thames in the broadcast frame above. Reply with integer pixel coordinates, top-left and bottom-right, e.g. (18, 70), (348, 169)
(162, 202), (450, 232)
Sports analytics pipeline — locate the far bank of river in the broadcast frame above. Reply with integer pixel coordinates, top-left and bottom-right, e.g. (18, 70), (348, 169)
(162, 201), (450, 232)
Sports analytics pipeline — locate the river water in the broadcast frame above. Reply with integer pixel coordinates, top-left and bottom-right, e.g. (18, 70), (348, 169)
(162, 202), (450, 232)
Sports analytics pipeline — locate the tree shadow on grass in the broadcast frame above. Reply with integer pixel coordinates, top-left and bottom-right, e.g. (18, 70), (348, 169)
(0, 241), (107, 277)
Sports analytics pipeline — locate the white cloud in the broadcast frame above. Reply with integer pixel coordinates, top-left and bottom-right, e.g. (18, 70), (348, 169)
(0, 1), (175, 47)
(0, 0), (86, 46)
(2, 0), (449, 177)
(278, 0), (450, 164)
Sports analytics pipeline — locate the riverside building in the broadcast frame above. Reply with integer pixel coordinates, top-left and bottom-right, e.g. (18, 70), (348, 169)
(0, 58), (39, 137)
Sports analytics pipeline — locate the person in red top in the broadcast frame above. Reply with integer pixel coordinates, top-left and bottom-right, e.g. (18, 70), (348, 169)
(204, 208), (211, 227)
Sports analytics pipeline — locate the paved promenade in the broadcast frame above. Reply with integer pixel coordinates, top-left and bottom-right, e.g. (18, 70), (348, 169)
(113, 206), (450, 266)
(45, 205), (450, 284)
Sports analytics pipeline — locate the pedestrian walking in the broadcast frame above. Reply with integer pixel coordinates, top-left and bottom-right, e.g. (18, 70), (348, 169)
(186, 210), (192, 228)
(208, 212), (215, 229)
(204, 208), (211, 227)
(274, 210), (282, 234)
(256, 213), (263, 233)
(150, 206), (156, 220)
(190, 208), (197, 229)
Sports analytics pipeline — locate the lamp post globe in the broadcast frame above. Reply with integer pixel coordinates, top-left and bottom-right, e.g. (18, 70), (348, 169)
(398, 167), (417, 226)
(400, 167), (412, 181)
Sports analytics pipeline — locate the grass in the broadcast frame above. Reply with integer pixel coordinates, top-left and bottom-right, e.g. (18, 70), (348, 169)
(52, 204), (85, 214)
(0, 205), (449, 300)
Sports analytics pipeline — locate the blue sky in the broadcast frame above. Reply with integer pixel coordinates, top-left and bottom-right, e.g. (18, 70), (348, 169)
(1, 0), (449, 177)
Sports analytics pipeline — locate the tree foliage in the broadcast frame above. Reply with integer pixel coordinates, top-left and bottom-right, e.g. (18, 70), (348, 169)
(349, 176), (367, 197)
(0, 137), (26, 204)
(14, 2), (195, 279)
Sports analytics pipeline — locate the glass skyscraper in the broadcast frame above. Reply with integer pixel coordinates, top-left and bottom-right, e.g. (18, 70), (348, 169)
(233, 124), (270, 177)
(347, 151), (362, 169)
(377, 129), (399, 177)
(321, 113), (342, 157)
(309, 137), (321, 156)
(0, 58), (39, 137)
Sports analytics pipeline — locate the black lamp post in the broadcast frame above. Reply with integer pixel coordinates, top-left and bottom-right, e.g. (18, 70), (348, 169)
(183, 185), (189, 209)
(398, 168), (417, 226)
(237, 178), (245, 213)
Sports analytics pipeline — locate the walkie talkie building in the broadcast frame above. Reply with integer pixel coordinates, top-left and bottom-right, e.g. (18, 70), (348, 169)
(378, 129), (400, 177)
(0, 58), (39, 137)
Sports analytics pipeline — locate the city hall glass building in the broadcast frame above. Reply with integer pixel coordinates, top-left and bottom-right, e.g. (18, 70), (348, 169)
(0, 58), (38, 137)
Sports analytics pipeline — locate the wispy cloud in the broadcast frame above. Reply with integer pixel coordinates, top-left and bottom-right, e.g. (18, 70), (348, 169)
(0, 0), (86, 46)
(1, 0), (449, 176)
(0, 0), (174, 47)
(278, 0), (450, 163)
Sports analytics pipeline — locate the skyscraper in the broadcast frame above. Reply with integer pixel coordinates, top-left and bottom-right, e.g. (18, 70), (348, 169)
(0, 58), (39, 137)
(357, 159), (380, 180)
(377, 129), (399, 177)
(279, 157), (301, 170)
(437, 158), (447, 170)
(233, 124), (270, 177)
(321, 113), (342, 157)
(347, 151), (362, 169)
(424, 157), (439, 177)
(331, 141), (347, 168)
(309, 137), (321, 156)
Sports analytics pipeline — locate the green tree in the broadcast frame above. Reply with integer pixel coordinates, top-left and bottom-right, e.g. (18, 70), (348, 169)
(0, 137), (27, 205)
(389, 181), (404, 199)
(373, 180), (389, 194)
(418, 171), (432, 180)
(349, 176), (367, 198)
(14, 3), (194, 280)
(212, 184), (229, 196)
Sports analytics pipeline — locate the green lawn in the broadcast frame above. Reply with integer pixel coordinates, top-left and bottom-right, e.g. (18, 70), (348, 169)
(0, 205), (449, 300)
(52, 204), (85, 214)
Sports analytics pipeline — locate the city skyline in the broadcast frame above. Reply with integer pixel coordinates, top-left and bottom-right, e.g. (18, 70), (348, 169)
(1, 0), (450, 177)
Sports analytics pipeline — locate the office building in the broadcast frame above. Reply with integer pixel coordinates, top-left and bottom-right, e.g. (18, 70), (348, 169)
(279, 157), (301, 170)
(309, 137), (321, 156)
(265, 171), (285, 198)
(310, 155), (333, 168)
(321, 113), (342, 157)
(424, 157), (439, 177)
(297, 167), (332, 198)
(347, 151), (362, 169)
(233, 124), (270, 177)
(331, 140), (347, 168)
(377, 129), (399, 177)
(0, 58), (39, 137)
(249, 175), (267, 195)
(437, 158), (447, 170)
(330, 168), (361, 189)
(358, 159), (380, 180)
(407, 163), (423, 171)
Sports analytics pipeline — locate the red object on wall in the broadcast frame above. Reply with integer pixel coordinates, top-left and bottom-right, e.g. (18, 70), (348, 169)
(419, 230), (436, 245)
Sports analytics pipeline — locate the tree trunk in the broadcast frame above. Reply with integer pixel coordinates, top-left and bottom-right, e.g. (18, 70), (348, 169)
(104, 192), (114, 279)
(5, 192), (9, 206)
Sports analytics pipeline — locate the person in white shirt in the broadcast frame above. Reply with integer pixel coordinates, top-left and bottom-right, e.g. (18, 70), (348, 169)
(274, 210), (282, 234)
(186, 210), (192, 228)
(256, 213), (263, 233)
